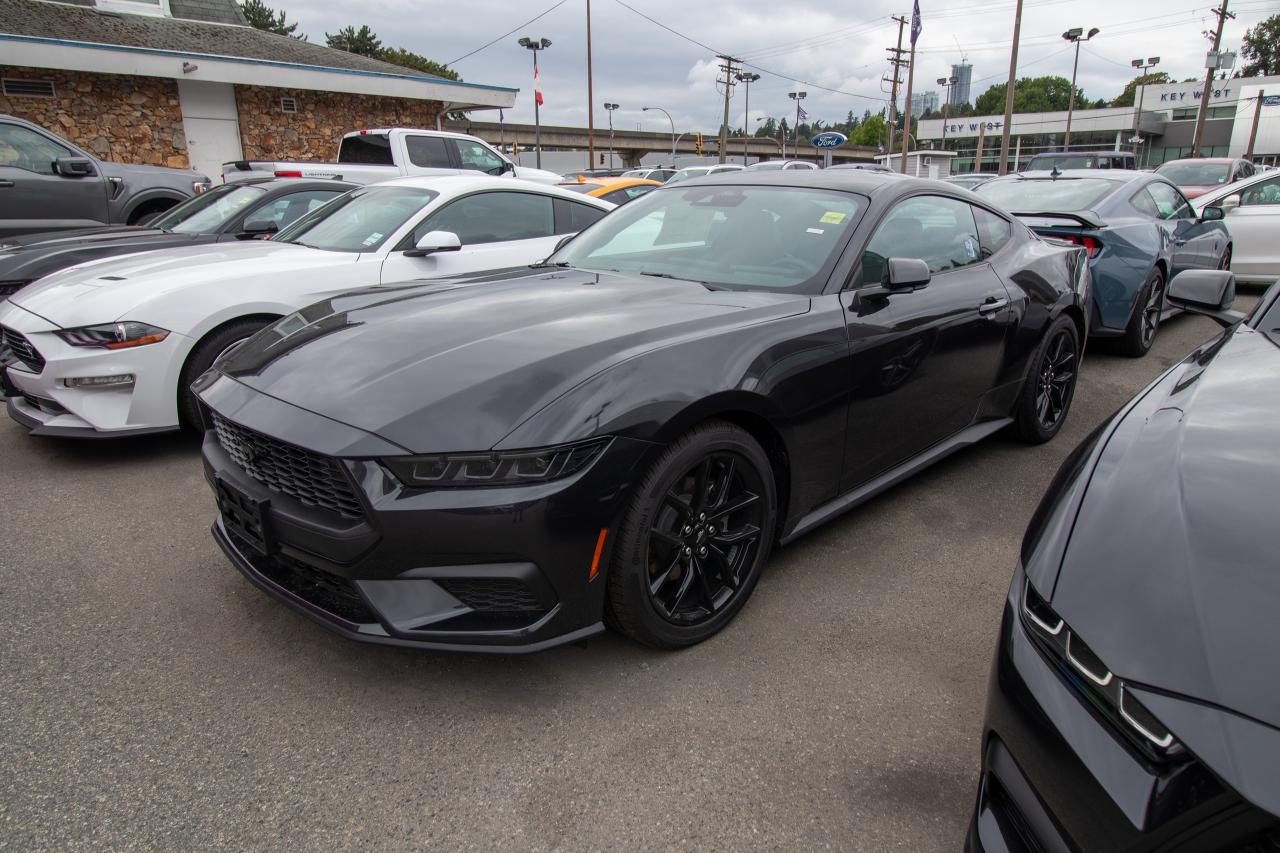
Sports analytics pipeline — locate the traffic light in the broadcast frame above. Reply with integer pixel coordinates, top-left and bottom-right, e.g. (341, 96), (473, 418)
(695, 133), (704, 155)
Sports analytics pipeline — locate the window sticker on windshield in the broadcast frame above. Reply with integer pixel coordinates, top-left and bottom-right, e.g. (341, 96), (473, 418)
(964, 237), (978, 259)
(806, 227), (825, 235)
(362, 232), (383, 247)
(819, 211), (846, 224)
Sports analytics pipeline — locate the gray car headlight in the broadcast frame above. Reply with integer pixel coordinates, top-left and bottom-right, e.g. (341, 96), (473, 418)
(383, 437), (611, 488)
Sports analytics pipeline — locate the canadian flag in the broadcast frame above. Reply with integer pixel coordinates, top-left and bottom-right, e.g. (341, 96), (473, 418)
(534, 65), (544, 106)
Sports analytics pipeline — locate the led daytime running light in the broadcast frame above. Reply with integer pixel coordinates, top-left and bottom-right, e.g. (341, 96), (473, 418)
(385, 438), (611, 488)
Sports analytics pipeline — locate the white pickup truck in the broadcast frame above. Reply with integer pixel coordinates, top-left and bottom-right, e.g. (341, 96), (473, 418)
(222, 128), (562, 186)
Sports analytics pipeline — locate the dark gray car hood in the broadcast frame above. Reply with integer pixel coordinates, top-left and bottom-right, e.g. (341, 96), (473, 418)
(220, 269), (807, 453)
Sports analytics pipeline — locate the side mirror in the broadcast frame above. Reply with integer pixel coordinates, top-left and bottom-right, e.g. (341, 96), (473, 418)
(55, 157), (96, 177)
(502, 161), (516, 175)
(239, 218), (278, 238)
(1217, 194), (1240, 213)
(403, 230), (462, 258)
(1166, 270), (1244, 328)
(886, 257), (932, 290)
(1199, 205), (1225, 222)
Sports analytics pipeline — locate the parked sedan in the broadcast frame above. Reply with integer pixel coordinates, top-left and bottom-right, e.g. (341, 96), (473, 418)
(969, 271), (1280, 852)
(1154, 156), (1259, 199)
(622, 166), (678, 182)
(945, 173), (996, 191)
(0, 178), (355, 300)
(555, 176), (662, 205)
(0, 176), (612, 437)
(666, 164), (746, 183)
(746, 159), (819, 171)
(1193, 168), (1280, 285)
(978, 170), (1229, 356)
(195, 171), (1088, 654)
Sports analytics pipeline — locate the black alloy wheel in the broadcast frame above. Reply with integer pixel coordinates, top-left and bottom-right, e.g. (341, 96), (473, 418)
(1119, 268), (1165, 358)
(1011, 314), (1079, 444)
(607, 421), (776, 648)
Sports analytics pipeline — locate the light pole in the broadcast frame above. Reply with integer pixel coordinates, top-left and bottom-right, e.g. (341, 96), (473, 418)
(642, 106), (675, 164)
(735, 71), (760, 165)
(518, 36), (552, 169)
(1061, 27), (1099, 150)
(603, 102), (619, 171)
(938, 76), (958, 149)
(788, 91), (806, 158)
(1129, 57), (1160, 159)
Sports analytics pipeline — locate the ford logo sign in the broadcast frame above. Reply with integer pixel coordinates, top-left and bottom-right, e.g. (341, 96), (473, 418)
(810, 132), (848, 149)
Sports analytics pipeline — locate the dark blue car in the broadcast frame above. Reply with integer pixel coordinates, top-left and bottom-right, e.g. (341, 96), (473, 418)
(977, 170), (1230, 356)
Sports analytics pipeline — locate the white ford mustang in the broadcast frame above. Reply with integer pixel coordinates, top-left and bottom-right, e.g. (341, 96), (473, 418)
(0, 175), (613, 437)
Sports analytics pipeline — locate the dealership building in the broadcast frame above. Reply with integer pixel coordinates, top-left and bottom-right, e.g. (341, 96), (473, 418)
(0, 0), (515, 179)
(917, 75), (1280, 172)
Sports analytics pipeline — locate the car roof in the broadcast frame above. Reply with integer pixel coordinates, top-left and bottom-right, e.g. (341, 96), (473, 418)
(668, 168), (979, 201)
(374, 174), (613, 206)
(1005, 169), (1144, 183)
(1157, 157), (1237, 166)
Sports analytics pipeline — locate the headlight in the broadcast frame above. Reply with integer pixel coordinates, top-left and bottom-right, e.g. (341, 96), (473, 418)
(56, 322), (170, 350)
(1021, 579), (1184, 760)
(383, 437), (611, 488)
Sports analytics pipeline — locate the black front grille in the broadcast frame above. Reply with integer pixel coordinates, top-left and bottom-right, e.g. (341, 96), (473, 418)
(212, 413), (364, 519)
(2, 326), (44, 372)
(437, 578), (541, 612)
(231, 531), (375, 624)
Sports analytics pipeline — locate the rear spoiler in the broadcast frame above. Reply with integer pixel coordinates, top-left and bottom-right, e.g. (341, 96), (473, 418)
(1012, 211), (1106, 229)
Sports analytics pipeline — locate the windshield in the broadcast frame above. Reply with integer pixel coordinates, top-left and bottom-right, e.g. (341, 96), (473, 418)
(273, 185), (436, 252)
(549, 184), (865, 293)
(749, 162), (786, 171)
(977, 177), (1117, 212)
(150, 184), (266, 233)
(1156, 162), (1231, 186)
(1028, 154), (1121, 170)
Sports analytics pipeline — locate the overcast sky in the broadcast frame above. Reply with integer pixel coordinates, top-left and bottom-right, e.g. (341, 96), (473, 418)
(290, 0), (1278, 130)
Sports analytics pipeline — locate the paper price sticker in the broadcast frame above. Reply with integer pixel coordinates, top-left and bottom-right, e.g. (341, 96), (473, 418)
(819, 211), (846, 225)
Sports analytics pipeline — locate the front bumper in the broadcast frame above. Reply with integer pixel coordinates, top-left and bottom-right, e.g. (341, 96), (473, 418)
(968, 574), (1279, 851)
(199, 375), (658, 653)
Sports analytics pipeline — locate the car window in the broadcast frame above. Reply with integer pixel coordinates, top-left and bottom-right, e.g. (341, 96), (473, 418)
(274, 185), (437, 252)
(862, 195), (983, 284)
(972, 207), (1013, 257)
(559, 199), (608, 233)
(151, 183), (265, 232)
(416, 191), (555, 245)
(1241, 176), (1280, 206)
(249, 190), (345, 229)
(0, 123), (73, 175)
(337, 134), (393, 165)
(452, 140), (506, 175)
(1130, 188), (1161, 218)
(405, 136), (453, 169)
(1154, 162), (1231, 186)
(1144, 182), (1193, 219)
(977, 177), (1116, 212)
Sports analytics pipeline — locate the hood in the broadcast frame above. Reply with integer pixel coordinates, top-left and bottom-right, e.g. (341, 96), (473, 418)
(1, 226), (153, 249)
(9, 241), (352, 327)
(219, 269), (807, 453)
(100, 161), (208, 181)
(1050, 324), (1280, 729)
(0, 230), (204, 286)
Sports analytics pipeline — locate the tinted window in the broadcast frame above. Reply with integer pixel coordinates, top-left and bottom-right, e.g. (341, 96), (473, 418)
(1144, 182), (1193, 219)
(452, 139), (506, 175)
(560, 199), (608, 233)
(1241, 176), (1280, 206)
(1130, 188), (1161, 218)
(973, 207), (1013, 256)
(151, 184), (265, 233)
(405, 136), (453, 168)
(0, 123), (72, 174)
(862, 195), (982, 284)
(275, 185), (437, 252)
(1155, 162), (1231, 186)
(978, 177), (1116, 212)
(416, 191), (555, 245)
(601, 185), (655, 205)
(337, 134), (393, 165)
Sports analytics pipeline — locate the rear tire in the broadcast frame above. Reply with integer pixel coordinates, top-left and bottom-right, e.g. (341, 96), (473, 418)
(1010, 315), (1079, 444)
(606, 421), (776, 649)
(177, 319), (271, 429)
(1118, 267), (1164, 358)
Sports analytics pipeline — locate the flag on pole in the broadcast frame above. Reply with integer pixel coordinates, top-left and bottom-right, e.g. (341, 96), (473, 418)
(798, 105), (809, 121)
(534, 66), (544, 106)
(910, 0), (922, 45)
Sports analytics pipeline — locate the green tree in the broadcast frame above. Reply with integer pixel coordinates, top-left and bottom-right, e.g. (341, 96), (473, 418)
(1240, 15), (1280, 77)
(974, 75), (1079, 115)
(239, 0), (304, 38)
(1110, 72), (1172, 107)
(326, 25), (382, 57)
(849, 114), (885, 147)
(379, 47), (460, 81)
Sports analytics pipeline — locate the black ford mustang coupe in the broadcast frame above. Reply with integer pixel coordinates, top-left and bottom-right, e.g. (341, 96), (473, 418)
(195, 171), (1089, 652)
(968, 272), (1280, 850)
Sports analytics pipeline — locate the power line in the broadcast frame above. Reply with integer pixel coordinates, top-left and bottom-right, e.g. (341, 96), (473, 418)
(448, 0), (571, 65)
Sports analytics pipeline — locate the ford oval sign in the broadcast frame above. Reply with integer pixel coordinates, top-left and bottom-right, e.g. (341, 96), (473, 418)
(810, 132), (847, 149)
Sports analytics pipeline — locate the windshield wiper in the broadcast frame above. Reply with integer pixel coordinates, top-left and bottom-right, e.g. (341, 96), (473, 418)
(528, 261), (573, 269)
(639, 271), (727, 291)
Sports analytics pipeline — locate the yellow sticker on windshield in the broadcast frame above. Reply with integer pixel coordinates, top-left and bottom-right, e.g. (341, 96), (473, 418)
(820, 211), (846, 224)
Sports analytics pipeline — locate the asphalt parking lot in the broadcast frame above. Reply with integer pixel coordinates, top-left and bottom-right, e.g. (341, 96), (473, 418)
(0, 294), (1261, 851)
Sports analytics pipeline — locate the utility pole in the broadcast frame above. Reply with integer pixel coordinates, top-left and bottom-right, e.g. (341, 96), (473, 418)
(716, 55), (739, 164)
(735, 71), (761, 164)
(603, 102), (618, 169)
(1245, 90), (1265, 159)
(899, 1), (921, 174)
(586, 0), (595, 171)
(1192, 0), (1234, 157)
(997, 0), (1024, 175)
(885, 15), (908, 159)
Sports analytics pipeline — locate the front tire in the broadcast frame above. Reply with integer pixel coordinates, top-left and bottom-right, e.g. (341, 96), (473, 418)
(606, 421), (777, 649)
(1119, 267), (1165, 358)
(177, 319), (271, 429)
(1010, 315), (1079, 444)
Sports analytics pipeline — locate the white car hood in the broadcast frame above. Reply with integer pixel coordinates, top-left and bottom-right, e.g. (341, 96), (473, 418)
(512, 166), (564, 184)
(11, 241), (358, 328)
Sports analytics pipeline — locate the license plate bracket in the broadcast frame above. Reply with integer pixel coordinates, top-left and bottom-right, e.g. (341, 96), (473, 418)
(215, 477), (274, 556)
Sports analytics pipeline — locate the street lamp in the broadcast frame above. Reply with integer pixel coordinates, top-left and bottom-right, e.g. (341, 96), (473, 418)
(938, 76), (958, 148)
(642, 106), (675, 163)
(735, 71), (761, 165)
(603, 102), (619, 170)
(787, 91), (807, 158)
(1130, 56), (1160, 162)
(517, 36), (552, 168)
(1061, 27), (1100, 150)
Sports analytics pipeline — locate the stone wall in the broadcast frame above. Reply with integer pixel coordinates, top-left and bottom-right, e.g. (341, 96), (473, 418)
(0, 67), (189, 168)
(234, 86), (441, 161)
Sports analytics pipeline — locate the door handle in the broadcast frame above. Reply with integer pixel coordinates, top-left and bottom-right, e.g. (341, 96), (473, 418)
(0, 180), (14, 188)
(978, 297), (1009, 315)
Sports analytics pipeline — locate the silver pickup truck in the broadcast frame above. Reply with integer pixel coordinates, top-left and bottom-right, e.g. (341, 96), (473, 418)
(0, 115), (212, 239)
(223, 127), (562, 186)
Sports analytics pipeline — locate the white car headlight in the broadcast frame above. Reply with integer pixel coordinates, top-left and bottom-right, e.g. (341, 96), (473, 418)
(55, 322), (170, 350)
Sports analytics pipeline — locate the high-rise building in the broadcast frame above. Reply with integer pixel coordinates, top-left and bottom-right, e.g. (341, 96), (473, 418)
(949, 62), (973, 106)
(909, 91), (940, 117)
